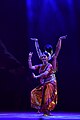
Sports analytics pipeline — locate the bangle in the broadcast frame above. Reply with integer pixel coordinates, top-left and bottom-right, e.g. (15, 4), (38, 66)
(35, 76), (38, 79)
(28, 60), (31, 62)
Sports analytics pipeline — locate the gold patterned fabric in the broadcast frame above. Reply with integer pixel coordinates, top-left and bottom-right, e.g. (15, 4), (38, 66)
(31, 79), (58, 112)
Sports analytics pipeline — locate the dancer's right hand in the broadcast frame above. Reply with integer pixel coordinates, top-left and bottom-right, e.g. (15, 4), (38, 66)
(32, 73), (37, 79)
(29, 52), (33, 58)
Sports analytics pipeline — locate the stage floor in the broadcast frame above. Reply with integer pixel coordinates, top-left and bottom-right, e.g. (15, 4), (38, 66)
(0, 112), (80, 120)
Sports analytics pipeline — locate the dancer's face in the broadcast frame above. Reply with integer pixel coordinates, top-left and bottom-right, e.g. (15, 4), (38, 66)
(40, 54), (48, 63)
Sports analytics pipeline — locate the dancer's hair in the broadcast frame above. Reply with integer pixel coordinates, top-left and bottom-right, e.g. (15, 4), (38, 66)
(44, 44), (53, 55)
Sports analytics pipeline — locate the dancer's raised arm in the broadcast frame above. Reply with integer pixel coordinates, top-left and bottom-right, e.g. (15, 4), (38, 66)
(54, 35), (67, 58)
(28, 52), (40, 70)
(28, 52), (35, 70)
(30, 38), (42, 58)
(51, 35), (67, 71)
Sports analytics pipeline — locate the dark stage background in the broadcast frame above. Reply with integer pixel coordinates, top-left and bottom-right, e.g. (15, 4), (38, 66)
(0, 0), (80, 112)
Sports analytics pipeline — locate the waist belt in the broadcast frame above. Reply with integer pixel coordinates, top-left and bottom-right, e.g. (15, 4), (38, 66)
(42, 74), (56, 84)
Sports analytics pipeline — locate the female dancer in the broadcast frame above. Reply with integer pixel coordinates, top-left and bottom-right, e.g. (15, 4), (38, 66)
(28, 35), (67, 115)
(28, 51), (57, 115)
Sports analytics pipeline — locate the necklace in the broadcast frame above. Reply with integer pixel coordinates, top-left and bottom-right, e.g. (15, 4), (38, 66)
(39, 63), (49, 73)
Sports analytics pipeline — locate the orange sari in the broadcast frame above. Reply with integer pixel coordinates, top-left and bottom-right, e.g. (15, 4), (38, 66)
(31, 63), (58, 112)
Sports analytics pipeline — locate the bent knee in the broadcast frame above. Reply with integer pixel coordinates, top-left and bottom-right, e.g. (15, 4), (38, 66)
(31, 88), (36, 94)
(47, 83), (53, 88)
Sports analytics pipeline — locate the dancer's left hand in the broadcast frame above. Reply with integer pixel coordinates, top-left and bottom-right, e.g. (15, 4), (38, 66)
(30, 38), (38, 41)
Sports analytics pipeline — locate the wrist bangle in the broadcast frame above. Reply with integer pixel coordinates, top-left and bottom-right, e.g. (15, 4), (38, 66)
(35, 76), (37, 79)
(28, 60), (31, 61)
